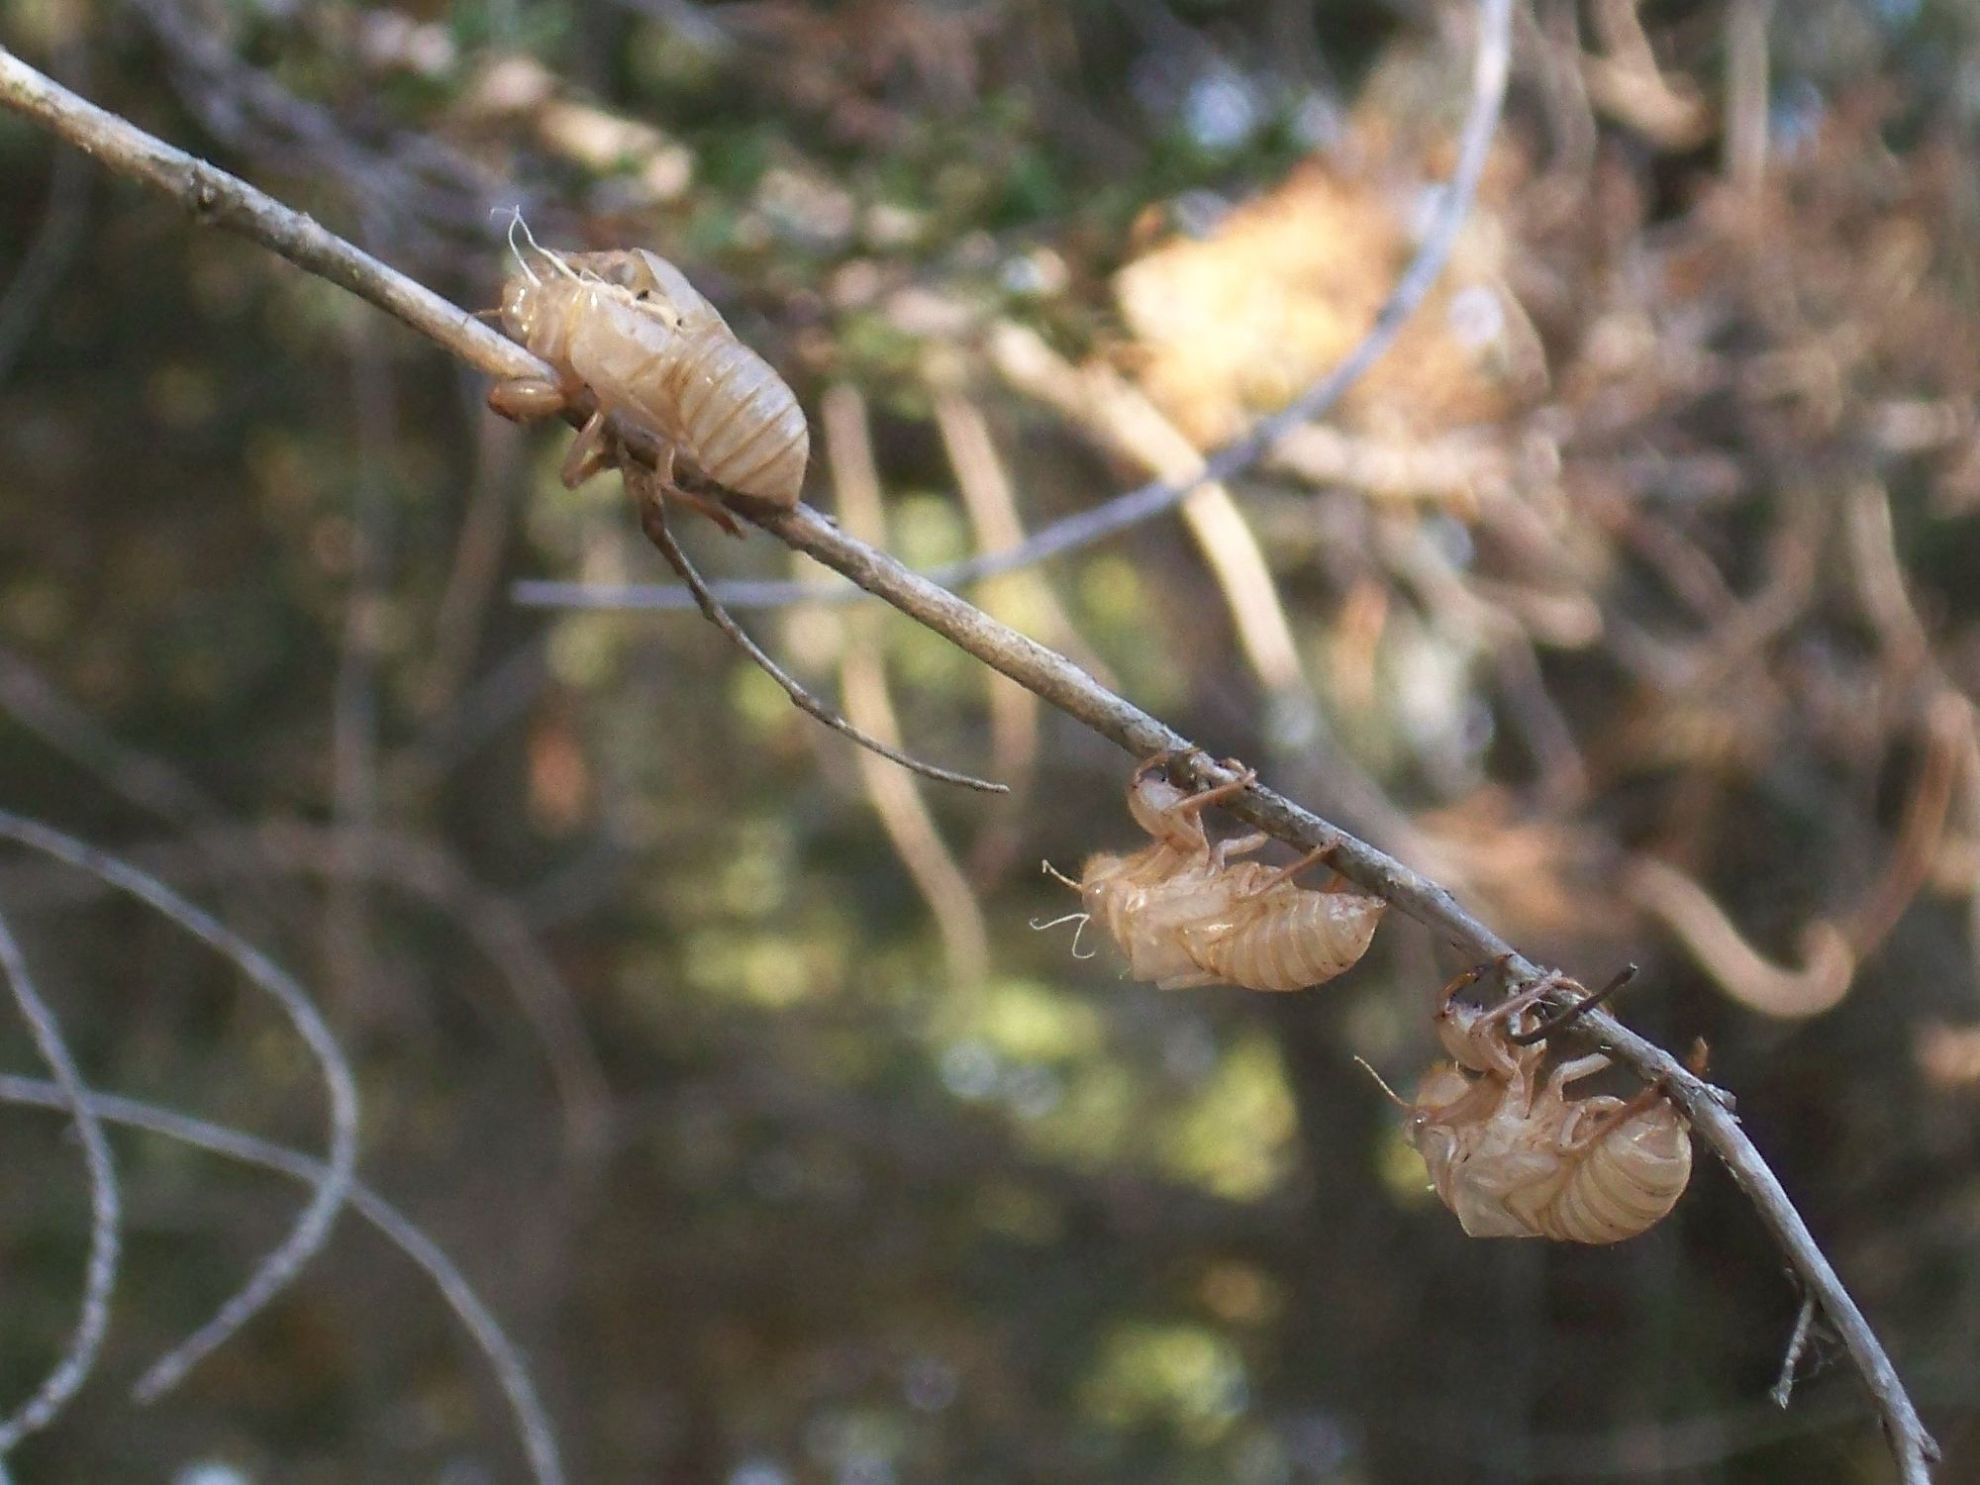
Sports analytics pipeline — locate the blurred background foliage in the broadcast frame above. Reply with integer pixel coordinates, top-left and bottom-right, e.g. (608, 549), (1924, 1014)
(3, 0), (1980, 1481)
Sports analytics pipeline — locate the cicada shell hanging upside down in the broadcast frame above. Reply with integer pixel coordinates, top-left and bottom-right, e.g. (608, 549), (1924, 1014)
(1071, 756), (1386, 992)
(488, 241), (809, 531)
(1401, 971), (1693, 1244)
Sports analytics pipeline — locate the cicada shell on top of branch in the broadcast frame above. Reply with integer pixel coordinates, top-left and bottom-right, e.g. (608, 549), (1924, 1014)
(1064, 757), (1386, 993)
(1401, 971), (1693, 1244)
(488, 234), (809, 532)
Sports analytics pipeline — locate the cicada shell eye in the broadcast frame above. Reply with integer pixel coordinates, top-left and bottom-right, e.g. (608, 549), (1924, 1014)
(598, 257), (644, 289)
(630, 250), (716, 313)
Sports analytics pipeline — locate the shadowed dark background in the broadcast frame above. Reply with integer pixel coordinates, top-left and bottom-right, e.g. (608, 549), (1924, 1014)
(2, 1), (1979, 1481)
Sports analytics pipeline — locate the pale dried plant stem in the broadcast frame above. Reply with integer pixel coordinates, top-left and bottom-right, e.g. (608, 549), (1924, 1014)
(991, 322), (1453, 869)
(416, 412), (524, 723)
(0, 24), (1938, 1482)
(327, 323), (392, 1016)
(0, 1075), (564, 1485)
(1843, 696), (1964, 958)
(0, 907), (121, 1454)
(823, 386), (992, 987)
(1624, 857), (1855, 1018)
(1724, 0), (1773, 194)
(988, 324), (1314, 714)
(932, 391), (1051, 880)
(932, 388), (1110, 684)
(935, 387), (1132, 884)
(0, 807), (359, 1404)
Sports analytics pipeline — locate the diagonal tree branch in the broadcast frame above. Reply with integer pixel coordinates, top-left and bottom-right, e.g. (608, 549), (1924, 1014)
(0, 24), (1938, 1483)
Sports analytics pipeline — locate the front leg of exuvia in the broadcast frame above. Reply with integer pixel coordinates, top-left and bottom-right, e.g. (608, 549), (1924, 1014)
(560, 409), (622, 489)
(487, 378), (636, 491)
(486, 375), (571, 424)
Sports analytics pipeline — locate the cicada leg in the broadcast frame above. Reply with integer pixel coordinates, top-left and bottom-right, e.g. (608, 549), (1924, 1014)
(1560, 1078), (1671, 1154)
(486, 375), (572, 424)
(1165, 760), (1258, 820)
(1212, 832), (1271, 868)
(1438, 957), (1513, 1013)
(1546, 1051), (1615, 1101)
(623, 446), (744, 537)
(560, 410), (621, 488)
(661, 480), (745, 537)
(1235, 843), (1336, 895)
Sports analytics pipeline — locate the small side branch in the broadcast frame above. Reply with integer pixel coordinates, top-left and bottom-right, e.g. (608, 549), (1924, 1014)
(629, 469), (1007, 795)
(1774, 1294), (1821, 1410)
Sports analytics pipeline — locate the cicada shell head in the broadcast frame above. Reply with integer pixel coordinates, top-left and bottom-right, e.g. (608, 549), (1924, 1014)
(560, 248), (723, 332)
(500, 268), (575, 361)
(1433, 988), (1546, 1081)
(1123, 760), (1211, 853)
(1405, 1061), (1480, 1190)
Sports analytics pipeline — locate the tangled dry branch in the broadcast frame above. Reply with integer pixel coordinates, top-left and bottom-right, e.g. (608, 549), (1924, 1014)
(0, 13), (1940, 1481)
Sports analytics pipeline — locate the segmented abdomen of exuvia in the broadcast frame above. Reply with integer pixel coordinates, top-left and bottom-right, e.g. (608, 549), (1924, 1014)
(1538, 1111), (1691, 1243)
(1183, 881), (1385, 992)
(537, 277), (809, 506)
(649, 327), (809, 504)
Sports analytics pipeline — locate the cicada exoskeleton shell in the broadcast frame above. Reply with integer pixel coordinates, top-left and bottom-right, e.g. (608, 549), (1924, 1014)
(1402, 977), (1692, 1244)
(494, 245), (809, 509)
(1076, 758), (1386, 993)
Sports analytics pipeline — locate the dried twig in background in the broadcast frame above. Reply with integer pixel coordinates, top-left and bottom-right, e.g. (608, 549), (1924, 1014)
(0, 906), (120, 1456)
(0, 808), (359, 1404)
(0, 1075), (564, 1485)
(823, 385), (992, 986)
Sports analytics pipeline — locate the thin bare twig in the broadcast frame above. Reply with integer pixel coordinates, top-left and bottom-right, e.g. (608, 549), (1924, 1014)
(0, 906), (121, 1455)
(1774, 1293), (1821, 1410)
(0, 23), (1939, 1480)
(158, 821), (613, 1164)
(747, 499), (1933, 1481)
(629, 466), (1007, 795)
(0, 808), (360, 1404)
(0, 1075), (564, 1485)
